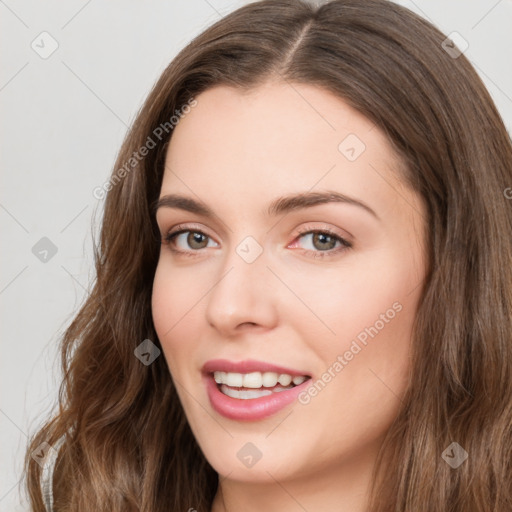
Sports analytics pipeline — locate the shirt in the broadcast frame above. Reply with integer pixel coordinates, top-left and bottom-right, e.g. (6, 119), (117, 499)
(40, 435), (65, 512)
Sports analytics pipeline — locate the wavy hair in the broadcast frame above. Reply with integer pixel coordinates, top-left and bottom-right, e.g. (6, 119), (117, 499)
(25, 0), (512, 510)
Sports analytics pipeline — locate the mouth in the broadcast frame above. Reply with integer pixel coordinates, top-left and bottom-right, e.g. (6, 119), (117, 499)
(213, 370), (310, 399)
(201, 359), (313, 421)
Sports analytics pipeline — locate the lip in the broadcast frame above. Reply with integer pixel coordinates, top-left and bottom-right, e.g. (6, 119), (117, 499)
(202, 359), (313, 421)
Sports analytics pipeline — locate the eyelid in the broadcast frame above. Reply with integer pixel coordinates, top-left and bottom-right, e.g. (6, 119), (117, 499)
(163, 223), (219, 247)
(165, 223), (216, 239)
(291, 222), (352, 244)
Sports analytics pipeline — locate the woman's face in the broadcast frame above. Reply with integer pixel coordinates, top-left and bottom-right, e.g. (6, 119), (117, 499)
(152, 81), (426, 486)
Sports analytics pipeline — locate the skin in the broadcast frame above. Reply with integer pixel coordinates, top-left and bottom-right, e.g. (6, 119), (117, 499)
(151, 81), (427, 512)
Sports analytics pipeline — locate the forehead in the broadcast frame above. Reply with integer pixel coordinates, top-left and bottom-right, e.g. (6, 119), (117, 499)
(161, 82), (413, 222)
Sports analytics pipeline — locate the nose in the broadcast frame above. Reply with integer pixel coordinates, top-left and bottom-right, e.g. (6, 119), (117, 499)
(204, 243), (278, 337)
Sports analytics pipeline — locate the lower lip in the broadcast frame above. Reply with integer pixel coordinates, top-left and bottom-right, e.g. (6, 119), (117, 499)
(203, 373), (312, 421)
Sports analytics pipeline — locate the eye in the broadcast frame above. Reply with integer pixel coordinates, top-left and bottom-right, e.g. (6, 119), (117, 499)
(290, 227), (352, 258)
(163, 225), (218, 256)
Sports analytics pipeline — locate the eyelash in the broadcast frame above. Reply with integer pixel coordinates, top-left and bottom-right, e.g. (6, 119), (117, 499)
(162, 224), (352, 259)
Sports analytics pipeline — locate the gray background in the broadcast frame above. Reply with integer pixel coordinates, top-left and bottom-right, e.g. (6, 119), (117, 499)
(1, 1), (511, 510)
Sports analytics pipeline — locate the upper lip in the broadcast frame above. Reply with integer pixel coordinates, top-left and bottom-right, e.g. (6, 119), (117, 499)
(202, 358), (311, 377)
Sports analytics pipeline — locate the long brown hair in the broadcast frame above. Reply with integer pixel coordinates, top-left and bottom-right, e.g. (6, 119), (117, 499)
(25, 1), (512, 510)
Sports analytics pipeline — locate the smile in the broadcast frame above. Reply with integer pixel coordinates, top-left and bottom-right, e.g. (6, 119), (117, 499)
(202, 359), (313, 420)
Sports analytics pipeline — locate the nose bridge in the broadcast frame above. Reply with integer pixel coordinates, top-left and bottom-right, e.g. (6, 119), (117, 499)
(204, 235), (276, 333)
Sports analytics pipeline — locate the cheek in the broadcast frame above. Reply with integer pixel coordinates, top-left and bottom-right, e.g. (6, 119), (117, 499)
(281, 248), (421, 417)
(280, 250), (418, 349)
(151, 262), (203, 369)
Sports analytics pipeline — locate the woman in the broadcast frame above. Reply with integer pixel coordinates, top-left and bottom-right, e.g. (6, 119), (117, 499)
(25, 0), (512, 511)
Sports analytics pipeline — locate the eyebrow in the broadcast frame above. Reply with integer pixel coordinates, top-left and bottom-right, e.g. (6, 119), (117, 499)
(152, 190), (379, 220)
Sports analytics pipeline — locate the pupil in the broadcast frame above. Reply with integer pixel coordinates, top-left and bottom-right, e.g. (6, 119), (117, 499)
(189, 232), (206, 249)
(313, 232), (335, 250)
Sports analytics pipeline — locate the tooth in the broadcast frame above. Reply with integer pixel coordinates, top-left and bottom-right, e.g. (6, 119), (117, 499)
(225, 372), (243, 387)
(278, 374), (292, 386)
(213, 371), (308, 388)
(262, 372), (279, 387)
(273, 384), (294, 392)
(242, 372), (263, 388)
(220, 384), (272, 399)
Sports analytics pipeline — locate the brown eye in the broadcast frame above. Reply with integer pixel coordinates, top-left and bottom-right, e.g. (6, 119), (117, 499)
(289, 228), (353, 260)
(296, 230), (350, 252)
(187, 232), (209, 249)
(311, 232), (338, 251)
(164, 229), (218, 253)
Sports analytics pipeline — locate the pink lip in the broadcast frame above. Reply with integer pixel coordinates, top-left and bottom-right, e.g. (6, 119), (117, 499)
(202, 359), (312, 421)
